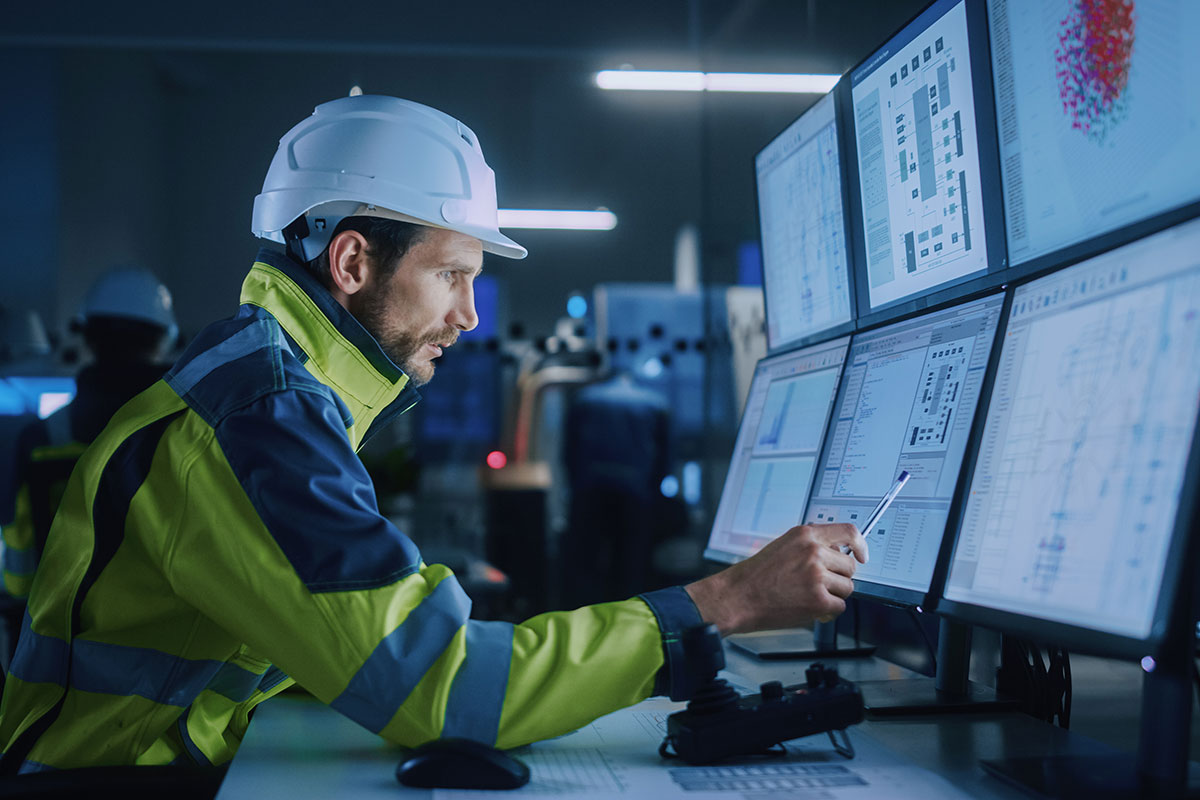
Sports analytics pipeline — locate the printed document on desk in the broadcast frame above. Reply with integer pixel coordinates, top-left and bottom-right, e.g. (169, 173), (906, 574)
(434, 695), (973, 799)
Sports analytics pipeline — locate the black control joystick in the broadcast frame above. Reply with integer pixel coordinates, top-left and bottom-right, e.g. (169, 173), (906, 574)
(660, 661), (865, 765)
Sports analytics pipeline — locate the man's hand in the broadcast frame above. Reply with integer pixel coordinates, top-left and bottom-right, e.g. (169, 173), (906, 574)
(684, 524), (868, 636)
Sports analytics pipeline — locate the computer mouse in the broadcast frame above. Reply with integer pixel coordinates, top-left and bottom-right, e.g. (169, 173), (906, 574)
(395, 737), (531, 790)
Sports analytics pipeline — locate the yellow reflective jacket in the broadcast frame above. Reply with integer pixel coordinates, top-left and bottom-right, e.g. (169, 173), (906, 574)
(0, 250), (703, 772)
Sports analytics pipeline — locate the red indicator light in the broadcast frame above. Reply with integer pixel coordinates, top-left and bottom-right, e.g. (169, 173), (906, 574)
(486, 450), (508, 470)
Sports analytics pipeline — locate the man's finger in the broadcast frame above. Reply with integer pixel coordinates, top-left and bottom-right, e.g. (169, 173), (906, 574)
(825, 573), (854, 600)
(820, 522), (869, 564)
(817, 595), (847, 622)
(821, 546), (859, 578)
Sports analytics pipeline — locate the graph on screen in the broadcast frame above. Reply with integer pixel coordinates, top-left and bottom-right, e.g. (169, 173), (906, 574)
(989, 0), (1200, 265)
(805, 294), (1002, 594)
(706, 338), (850, 563)
(851, 0), (990, 310)
(945, 217), (1200, 638)
(757, 91), (853, 349)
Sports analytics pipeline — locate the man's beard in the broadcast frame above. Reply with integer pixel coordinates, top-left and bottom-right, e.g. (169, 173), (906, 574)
(357, 292), (457, 388)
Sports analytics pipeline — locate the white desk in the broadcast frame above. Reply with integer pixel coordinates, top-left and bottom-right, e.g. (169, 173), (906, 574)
(217, 656), (1120, 799)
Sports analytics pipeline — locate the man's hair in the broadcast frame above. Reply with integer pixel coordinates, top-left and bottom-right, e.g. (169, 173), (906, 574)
(304, 216), (430, 287)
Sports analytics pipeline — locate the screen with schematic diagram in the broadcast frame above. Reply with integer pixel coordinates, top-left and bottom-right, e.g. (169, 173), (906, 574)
(942, 216), (1200, 642)
(803, 293), (1003, 598)
(850, 0), (993, 312)
(705, 336), (850, 564)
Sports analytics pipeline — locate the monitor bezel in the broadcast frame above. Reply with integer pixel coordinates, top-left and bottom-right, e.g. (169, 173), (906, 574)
(755, 78), (860, 356)
(843, 0), (1009, 329)
(933, 214), (1200, 660)
(703, 333), (853, 566)
(807, 287), (1009, 609)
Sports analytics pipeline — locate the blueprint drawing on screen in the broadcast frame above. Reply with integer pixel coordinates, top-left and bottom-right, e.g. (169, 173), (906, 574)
(757, 92), (853, 348)
(946, 219), (1200, 638)
(990, 0), (1200, 265)
(853, 0), (989, 310)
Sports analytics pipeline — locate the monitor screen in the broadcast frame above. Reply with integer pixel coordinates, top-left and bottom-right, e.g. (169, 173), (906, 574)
(849, 0), (995, 312)
(804, 293), (1003, 600)
(989, 0), (1200, 268)
(705, 337), (851, 564)
(943, 215), (1200, 642)
(756, 90), (854, 350)
(0, 376), (76, 419)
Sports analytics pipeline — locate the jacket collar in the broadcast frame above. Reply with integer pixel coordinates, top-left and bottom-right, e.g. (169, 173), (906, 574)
(240, 248), (420, 448)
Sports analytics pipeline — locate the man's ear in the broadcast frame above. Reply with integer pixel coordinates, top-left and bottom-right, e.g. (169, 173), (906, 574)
(326, 230), (374, 303)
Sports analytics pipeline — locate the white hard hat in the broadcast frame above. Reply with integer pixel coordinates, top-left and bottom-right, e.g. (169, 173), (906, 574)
(252, 95), (527, 261)
(80, 267), (179, 344)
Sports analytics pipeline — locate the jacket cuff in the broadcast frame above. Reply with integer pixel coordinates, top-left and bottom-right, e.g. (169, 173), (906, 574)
(637, 586), (707, 701)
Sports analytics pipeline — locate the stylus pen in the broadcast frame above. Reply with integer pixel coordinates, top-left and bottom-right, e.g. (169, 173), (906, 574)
(860, 470), (911, 537)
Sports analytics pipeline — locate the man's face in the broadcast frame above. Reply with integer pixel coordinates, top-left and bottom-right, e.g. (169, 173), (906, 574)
(353, 228), (483, 387)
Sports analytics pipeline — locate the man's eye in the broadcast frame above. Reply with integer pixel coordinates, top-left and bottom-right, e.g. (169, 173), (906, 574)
(439, 271), (454, 282)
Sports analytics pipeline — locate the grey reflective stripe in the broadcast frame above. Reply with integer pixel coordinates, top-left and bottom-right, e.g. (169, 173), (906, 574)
(177, 710), (212, 766)
(167, 319), (282, 397)
(3, 547), (38, 577)
(207, 661), (266, 703)
(9, 613), (66, 687)
(9, 613), (261, 707)
(440, 620), (514, 744)
(258, 666), (289, 693)
(330, 576), (472, 733)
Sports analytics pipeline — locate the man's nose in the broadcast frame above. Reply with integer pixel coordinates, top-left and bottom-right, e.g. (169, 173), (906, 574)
(449, 286), (478, 332)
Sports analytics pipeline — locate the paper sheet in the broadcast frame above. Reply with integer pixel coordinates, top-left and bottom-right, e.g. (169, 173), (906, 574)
(435, 692), (975, 799)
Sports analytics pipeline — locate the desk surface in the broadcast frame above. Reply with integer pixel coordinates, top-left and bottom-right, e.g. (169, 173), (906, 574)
(218, 648), (1129, 799)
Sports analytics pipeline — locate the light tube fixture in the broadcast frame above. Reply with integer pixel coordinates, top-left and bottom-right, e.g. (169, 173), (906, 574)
(497, 209), (618, 230)
(595, 70), (839, 94)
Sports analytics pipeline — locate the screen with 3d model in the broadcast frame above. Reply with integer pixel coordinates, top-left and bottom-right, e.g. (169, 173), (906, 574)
(988, 0), (1200, 266)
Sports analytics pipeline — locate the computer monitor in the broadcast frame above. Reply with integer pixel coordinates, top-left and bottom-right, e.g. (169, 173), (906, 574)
(939, 214), (1200, 658)
(755, 87), (855, 351)
(988, 0), (1200, 272)
(705, 336), (850, 565)
(845, 0), (1005, 320)
(0, 376), (76, 419)
(803, 291), (1004, 606)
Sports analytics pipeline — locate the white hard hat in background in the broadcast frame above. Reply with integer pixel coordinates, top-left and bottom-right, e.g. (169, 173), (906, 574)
(251, 95), (528, 262)
(79, 267), (179, 345)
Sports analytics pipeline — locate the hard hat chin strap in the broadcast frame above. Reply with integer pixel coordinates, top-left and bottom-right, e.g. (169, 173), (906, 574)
(283, 216), (311, 264)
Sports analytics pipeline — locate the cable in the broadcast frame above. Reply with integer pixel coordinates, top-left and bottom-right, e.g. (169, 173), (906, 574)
(852, 597), (861, 648)
(1060, 649), (1072, 729)
(906, 608), (938, 674)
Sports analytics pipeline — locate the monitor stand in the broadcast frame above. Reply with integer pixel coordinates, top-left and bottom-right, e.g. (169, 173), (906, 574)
(979, 580), (1200, 798)
(857, 618), (1016, 716)
(727, 621), (876, 660)
(979, 641), (1200, 797)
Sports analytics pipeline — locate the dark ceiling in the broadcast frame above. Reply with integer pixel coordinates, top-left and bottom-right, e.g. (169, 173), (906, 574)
(3, 0), (931, 338)
(5, 1), (927, 71)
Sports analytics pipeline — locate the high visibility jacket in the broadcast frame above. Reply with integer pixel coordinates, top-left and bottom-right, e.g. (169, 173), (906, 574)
(3, 360), (167, 599)
(0, 249), (703, 772)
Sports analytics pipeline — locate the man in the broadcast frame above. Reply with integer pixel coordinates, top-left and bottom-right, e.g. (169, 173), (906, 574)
(2, 267), (177, 601)
(0, 95), (866, 785)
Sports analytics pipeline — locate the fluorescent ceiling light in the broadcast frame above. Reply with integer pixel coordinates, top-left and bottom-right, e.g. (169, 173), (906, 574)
(498, 209), (618, 230)
(595, 70), (839, 94)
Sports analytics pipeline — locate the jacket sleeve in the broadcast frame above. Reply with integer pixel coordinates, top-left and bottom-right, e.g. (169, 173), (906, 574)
(163, 388), (704, 749)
